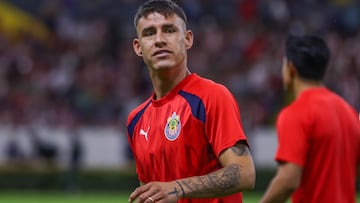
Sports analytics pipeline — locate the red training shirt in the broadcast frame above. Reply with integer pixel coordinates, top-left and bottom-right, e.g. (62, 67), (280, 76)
(276, 87), (360, 203)
(127, 73), (248, 203)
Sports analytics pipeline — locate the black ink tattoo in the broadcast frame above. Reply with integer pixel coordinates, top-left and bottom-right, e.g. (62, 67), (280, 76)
(168, 186), (181, 198)
(179, 164), (241, 196)
(231, 142), (249, 156)
(208, 164), (240, 190)
(176, 180), (186, 198)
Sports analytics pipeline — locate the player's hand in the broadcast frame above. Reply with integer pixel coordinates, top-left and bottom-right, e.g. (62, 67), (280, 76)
(128, 181), (182, 203)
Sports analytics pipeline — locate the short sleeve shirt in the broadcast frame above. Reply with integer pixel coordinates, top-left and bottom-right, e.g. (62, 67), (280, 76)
(276, 87), (360, 203)
(127, 74), (248, 203)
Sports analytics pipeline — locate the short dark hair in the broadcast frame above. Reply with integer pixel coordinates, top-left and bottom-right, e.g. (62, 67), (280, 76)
(134, 0), (187, 28)
(285, 35), (330, 80)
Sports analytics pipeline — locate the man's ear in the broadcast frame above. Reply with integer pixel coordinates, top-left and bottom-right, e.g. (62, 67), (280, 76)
(287, 60), (297, 79)
(185, 30), (193, 50)
(133, 38), (142, 56)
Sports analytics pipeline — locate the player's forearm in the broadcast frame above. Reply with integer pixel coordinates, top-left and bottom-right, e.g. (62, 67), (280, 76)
(260, 175), (295, 203)
(174, 163), (254, 199)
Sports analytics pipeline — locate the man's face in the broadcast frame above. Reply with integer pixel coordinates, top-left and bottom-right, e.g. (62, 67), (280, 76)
(133, 12), (193, 71)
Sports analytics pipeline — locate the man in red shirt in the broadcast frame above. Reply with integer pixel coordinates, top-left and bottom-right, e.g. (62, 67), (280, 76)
(260, 35), (360, 203)
(127, 0), (255, 203)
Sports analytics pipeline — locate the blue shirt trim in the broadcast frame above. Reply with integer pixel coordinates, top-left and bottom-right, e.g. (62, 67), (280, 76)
(179, 90), (206, 123)
(127, 100), (151, 140)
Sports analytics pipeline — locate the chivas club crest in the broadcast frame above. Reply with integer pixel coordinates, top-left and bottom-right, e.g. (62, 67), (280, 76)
(164, 112), (181, 141)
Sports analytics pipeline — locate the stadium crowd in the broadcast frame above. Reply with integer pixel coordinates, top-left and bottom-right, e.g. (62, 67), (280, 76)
(0, 0), (359, 134)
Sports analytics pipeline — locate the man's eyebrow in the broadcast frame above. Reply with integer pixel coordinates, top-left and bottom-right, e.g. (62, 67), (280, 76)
(162, 24), (177, 29)
(140, 23), (179, 35)
(141, 26), (156, 34)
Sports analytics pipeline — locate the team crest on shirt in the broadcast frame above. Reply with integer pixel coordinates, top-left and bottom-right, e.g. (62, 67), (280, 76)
(164, 112), (181, 141)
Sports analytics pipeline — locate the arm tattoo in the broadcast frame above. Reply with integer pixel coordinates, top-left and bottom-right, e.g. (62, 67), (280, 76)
(168, 186), (181, 198)
(231, 142), (249, 156)
(208, 164), (240, 190)
(179, 164), (241, 196)
(175, 142), (249, 197)
(176, 180), (185, 198)
(168, 181), (186, 198)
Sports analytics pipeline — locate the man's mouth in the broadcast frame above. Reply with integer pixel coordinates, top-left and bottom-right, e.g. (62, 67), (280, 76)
(153, 50), (171, 57)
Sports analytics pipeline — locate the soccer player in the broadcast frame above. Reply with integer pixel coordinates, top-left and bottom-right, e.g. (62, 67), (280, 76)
(260, 35), (360, 203)
(126, 0), (255, 202)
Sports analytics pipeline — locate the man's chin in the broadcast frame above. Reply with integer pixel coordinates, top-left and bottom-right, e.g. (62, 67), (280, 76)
(153, 62), (175, 70)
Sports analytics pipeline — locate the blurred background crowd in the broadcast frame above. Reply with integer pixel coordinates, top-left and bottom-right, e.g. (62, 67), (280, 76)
(0, 0), (359, 170)
(0, 0), (360, 195)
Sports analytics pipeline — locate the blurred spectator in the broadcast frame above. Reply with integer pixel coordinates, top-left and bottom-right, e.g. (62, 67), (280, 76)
(5, 136), (25, 167)
(66, 125), (83, 191)
(0, 0), (358, 135)
(29, 128), (58, 169)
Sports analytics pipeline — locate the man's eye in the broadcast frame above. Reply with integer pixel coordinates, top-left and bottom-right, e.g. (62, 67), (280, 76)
(143, 31), (154, 36)
(165, 28), (176, 33)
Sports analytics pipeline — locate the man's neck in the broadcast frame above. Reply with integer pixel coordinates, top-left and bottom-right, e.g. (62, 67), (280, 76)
(294, 78), (323, 98)
(150, 68), (191, 100)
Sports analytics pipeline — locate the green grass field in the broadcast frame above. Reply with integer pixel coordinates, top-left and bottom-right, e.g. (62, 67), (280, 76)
(0, 191), (259, 203)
(0, 191), (358, 202)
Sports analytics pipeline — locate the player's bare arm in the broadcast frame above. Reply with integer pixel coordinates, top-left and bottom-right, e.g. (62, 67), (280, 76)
(174, 141), (255, 198)
(128, 141), (255, 203)
(260, 162), (302, 203)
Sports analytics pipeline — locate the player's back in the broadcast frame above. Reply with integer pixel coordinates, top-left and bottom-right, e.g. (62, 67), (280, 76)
(292, 87), (360, 203)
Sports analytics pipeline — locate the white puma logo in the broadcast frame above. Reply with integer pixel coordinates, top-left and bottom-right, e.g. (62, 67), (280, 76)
(140, 126), (150, 141)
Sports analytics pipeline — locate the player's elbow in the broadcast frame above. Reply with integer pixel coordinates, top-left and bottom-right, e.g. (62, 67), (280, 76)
(249, 170), (256, 189)
(223, 164), (255, 193)
(241, 166), (256, 190)
(233, 163), (255, 191)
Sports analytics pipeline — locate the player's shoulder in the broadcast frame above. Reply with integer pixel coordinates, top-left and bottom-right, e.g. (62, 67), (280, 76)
(185, 74), (233, 97)
(127, 97), (152, 124)
(277, 88), (327, 125)
(277, 98), (307, 126)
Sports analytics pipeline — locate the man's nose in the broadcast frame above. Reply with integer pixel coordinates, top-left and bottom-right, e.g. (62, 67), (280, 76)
(154, 32), (166, 47)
